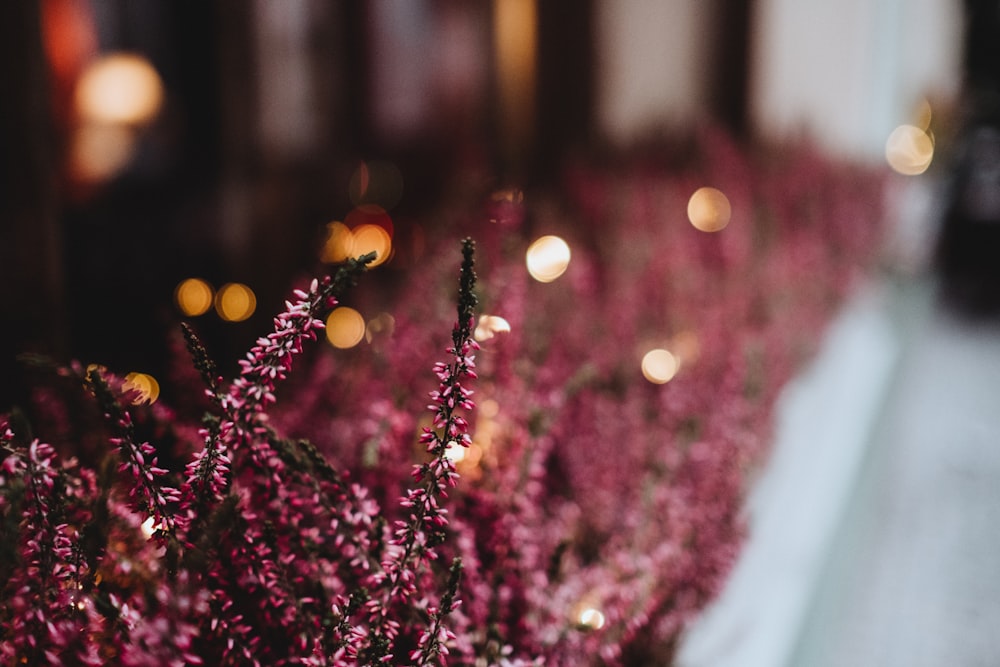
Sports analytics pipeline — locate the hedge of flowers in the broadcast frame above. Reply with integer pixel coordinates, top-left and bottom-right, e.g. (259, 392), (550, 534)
(0, 132), (888, 665)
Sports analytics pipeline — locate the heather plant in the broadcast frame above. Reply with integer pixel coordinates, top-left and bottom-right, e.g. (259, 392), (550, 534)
(0, 243), (489, 665)
(0, 133), (889, 665)
(268, 133), (889, 664)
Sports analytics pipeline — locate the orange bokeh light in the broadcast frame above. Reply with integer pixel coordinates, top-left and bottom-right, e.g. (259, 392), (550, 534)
(687, 187), (731, 232)
(526, 235), (571, 282)
(326, 307), (366, 349)
(174, 278), (214, 316)
(75, 52), (164, 126)
(215, 283), (256, 322)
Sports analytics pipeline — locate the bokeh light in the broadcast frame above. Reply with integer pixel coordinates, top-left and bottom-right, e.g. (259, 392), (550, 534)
(320, 221), (354, 264)
(345, 204), (394, 239)
(350, 223), (393, 267)
(140, 516), (158, 539)
(75, 52), (164, 126)
(915, 98), (933, 131)
(325, 307), (365, 349)
(494, 0), (537, 156)
(526, 235), (571, 282)
(321, 215), (394, 267)
(687, 187), (732, 232)
(349, 160), (404, 210)
(68, 122), (135, 183)
(445, 444), (467, 463)
(577, 607), (606, 631)
(641, 348), (679, 384)
(670, 330), (701, 366)
(474, 314), (511, 341)
(174, 278), (214, 316)
(479, 398), (500, 419)
(365, 312), (396, 344)
(885, 124), (934, 175)
(452, 442), (485, 474)
(215, 283), (257, 322)
(124, 372), (160, 404)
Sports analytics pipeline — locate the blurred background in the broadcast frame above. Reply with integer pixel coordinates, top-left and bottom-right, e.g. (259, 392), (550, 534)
(0, 0), (990, 412)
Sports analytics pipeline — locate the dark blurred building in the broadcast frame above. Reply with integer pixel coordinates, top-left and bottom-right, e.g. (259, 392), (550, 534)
(1, 0), (967, 414)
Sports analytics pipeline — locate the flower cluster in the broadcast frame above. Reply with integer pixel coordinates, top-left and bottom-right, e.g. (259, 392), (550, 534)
(0, 246), (479, 665)
(267, 131), (890, 664)
(360, 240), (479, 665)
(0, 432), (100, 665)
(88, 369), (181, 549)
(0, 132), (890, 665)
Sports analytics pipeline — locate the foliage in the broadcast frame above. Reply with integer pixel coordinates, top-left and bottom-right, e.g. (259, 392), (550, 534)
(0, 134), (888, 665)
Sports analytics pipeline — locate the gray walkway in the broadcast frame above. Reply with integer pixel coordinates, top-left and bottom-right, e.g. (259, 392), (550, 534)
(790, 285), (1000, 666)
(677, 277), (1000, 666)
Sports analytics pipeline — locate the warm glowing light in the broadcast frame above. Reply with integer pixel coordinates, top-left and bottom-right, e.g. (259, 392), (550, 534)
(215, 283), (257, 322)
(124, 372), (160, 404)
(75, 53), (164, 125)
(886, 124), (934, 175)
(69, 122), (136, 183)
(479, 398), (500, 419)
(140, 516), (158, 539)
(494, 0), (538, 157)
(321, 221), (354, 264)
(642, 348), (679, 384)
(345, 205), (394, 239)
(687, 187), (732, 232)
(915, 98), (933, 131)
(474, 314), (512, 341)
(578, 607), (606, 630)
(351, 223), (393, 267)
(365, 312), (396, 344)
(326, 307), (365, 349)
(450, 442), (485, 475)
(349, 160), (404, 210)
(445, 444), (467, 462)
(526, 235), (571, 282)
(174, 278), (214, 316)
(670, 330), (701, 366)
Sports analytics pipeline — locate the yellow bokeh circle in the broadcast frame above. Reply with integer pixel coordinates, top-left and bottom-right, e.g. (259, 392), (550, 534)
(687, 187), (732, 232)
(885, 124), (934, 176)
(351, 224), (393, 267)
(175, 278), (214, 316)
(124, 372), (160, 404)
(326, 307), (366, 349)
(215, 283), (256, 322)
(526, 235), (571, 282)
(75, 52), (164, 125)
(641, 348), (679, 384)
